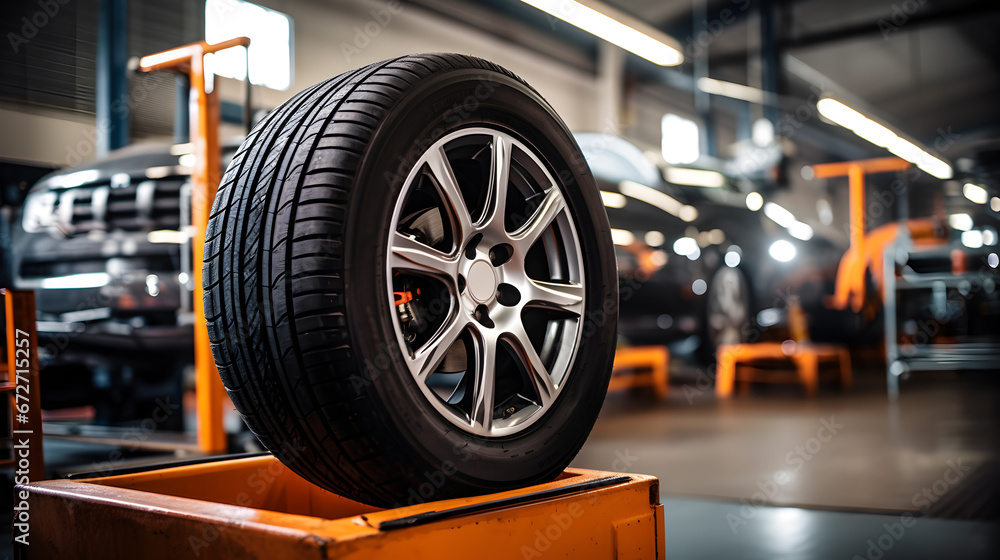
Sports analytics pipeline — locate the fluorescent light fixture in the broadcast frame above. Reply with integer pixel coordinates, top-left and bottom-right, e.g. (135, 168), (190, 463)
(610, 228), (635, 246)
(961, 230), (983, 249)
(673, 236), (698, 256)
(644, 230), (665, 247)
(665, 167), (725, 188)
(768, 240), (796, 262)
(205, 0), (293, 90)
(764, 202), (813, 239)
(963, 183), (988, 204)
(949, 213), (973, 231)
(696, 77), (765, 104)
(763, 202), (796, 228)
(745, 192), (764, 211)
(816, 98), (953, 180)
(661, 114), (700, 165)
(41, 272), (110, 290)
(619, 180), (698, 222)
(519, 0), (682, 66)
(600, 190), (627, 208)
(789, 222), (814, 241)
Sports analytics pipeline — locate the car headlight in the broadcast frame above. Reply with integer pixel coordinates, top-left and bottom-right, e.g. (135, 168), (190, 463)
(21, 191), (58, 233)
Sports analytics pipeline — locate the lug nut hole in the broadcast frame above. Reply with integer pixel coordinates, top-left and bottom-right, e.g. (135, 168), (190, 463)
(496, 283), (521, 306)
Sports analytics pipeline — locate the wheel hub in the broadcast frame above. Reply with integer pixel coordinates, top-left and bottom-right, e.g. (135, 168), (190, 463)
(465, 259), (497, 304)
(386, 127), (585, 437)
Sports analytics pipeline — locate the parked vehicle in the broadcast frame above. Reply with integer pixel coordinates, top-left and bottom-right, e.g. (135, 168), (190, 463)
(11, 142), (225, 428)
(575, 133), (844, 358)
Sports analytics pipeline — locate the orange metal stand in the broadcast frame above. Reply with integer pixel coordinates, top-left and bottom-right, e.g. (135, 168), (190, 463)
(138, 38), (250, 454)
(715, 342), (852, 398)
(17, 455), (664, 559)
(2, 289), (45, 481)
(609, 346), (669, 400)
(807, 157), (913, 312)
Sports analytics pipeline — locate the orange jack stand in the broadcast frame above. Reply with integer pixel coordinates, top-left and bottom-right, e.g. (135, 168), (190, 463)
(17, 455), (664, 559)
(715, 342), (852, 398)
(138, 37), (250, 454)
(609, 346), (669, 400)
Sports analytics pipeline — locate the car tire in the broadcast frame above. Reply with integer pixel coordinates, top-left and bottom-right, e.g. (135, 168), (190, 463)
(204, 54), (618, 507)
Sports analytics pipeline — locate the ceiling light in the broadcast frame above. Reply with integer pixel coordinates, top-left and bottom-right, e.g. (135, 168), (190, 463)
(610, 228), (635, 246)
(745, 192), (763, 211)
(691, 279), (707, 296)
(789, 222), (814, 241)
(665, 167), (725, 188)
(519, 0), (683, 66)
(724, 250), (741, 268)
(961, 230), (983, 249)
(600, 190), (627, 208)
(949, 213), (973, 231)
(661, 114), (700, 165)
(644, 230), (665, 247)
(963, 183), (988, 204)
(673, 237), (698, 256)
(992, 197), (1000, 212)
(768, 240), (796, 262)
(764, 202), (796, 228)
(816, 98), (953, 180)
(696, 77), (765, 104)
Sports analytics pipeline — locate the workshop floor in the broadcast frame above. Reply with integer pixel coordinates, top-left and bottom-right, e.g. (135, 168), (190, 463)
(4, 366), (998, 559)
(572, 366), (1000, 558)
(574, 367), (1000, 516)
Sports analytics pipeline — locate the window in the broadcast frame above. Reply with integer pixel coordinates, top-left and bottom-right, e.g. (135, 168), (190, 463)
(205, 0), (292, 91)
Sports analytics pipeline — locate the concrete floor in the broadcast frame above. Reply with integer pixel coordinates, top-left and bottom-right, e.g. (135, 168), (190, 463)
(574, 368), (1000, 515)
(571, 367), (1000, 558)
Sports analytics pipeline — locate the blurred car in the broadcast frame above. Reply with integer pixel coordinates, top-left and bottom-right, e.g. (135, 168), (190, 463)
(10, 142), (233, 428)
(575, 133), (844, 359)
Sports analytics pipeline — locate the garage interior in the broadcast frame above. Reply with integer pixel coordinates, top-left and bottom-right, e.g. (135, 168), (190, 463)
(1, 0), (999, 558)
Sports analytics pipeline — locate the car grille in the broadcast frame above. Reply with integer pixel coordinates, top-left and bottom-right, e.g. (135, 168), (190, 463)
(59, 177), (184, 235)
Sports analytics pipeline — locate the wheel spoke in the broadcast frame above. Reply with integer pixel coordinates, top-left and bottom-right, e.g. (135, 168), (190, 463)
(425, 146), (473, 239)
(524, 279), (584, 316)
(470, 330), (498, 432)
(407, 314), (469, 381)
(481, 134), (512, 229)
(507, 324), (556, 407)
(510, 186), (566, 250)
(389, 232), (458, 280)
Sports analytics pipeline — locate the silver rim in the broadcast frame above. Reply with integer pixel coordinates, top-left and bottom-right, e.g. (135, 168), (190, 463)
(386, 128), (585, 437)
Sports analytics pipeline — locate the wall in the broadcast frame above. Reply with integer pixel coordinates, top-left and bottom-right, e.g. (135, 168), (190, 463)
(1, 0), (603, 167)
